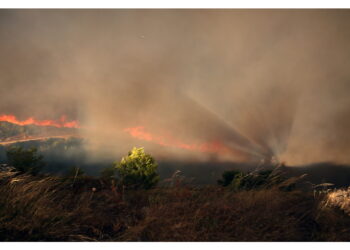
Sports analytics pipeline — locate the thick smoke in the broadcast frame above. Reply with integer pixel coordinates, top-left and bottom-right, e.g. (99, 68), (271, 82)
(1, 10), (350, 165)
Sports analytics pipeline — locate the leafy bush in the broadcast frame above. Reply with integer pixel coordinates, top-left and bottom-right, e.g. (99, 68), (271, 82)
(6, 146), (45, 175)
(114, 147), (159, 189)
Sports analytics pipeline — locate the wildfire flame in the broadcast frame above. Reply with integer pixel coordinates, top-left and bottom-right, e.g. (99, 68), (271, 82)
(0, 114), (80, 128)
(0, 114), (243, 157)
(124, 126), (234, 155)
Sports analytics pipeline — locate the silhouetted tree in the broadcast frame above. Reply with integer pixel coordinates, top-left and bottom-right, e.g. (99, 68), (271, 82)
(6, 146), (45, 175)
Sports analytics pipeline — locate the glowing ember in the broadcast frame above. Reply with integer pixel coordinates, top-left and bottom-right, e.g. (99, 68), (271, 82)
(0, 114), (80, 128)
(124, 126), (233, 155)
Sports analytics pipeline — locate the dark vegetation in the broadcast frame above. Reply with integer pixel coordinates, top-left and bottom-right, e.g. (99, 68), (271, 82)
(0, 137), (255, 184)
(1, 172), (350, 241)
(217, 169), (286, 191)
(0, 121), (76, 140)
(1, 145), (350, 241)
(6, 146), (45, 175)
(2, 123), (350, 241)
(0, 137), (91, 175)
(4, 129), (350, 187)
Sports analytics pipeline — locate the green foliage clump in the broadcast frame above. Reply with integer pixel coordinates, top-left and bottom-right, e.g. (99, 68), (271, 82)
(6, 146), (45, 175)
(114, 147), (159, 189)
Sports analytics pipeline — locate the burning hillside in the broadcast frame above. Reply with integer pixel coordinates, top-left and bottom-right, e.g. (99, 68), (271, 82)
(0, 114), (239, 158)
(0, 113), (273, 162)
(0, 114), (80, 143)
(0, 114), (80, 128)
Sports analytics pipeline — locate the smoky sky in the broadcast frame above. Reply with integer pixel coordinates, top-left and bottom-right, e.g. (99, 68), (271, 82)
(1, 9), (350, 165)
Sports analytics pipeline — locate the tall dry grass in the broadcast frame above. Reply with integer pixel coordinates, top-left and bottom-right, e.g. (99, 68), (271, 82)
(0, 173), (350, 241)
(325, 188), (350, 216)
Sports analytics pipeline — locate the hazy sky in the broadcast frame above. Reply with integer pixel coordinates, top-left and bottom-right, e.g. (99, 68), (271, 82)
(1, 10), (350, 165)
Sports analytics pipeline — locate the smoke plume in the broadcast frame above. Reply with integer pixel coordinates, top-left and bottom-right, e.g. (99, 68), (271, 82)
(1, 10), (350, 165)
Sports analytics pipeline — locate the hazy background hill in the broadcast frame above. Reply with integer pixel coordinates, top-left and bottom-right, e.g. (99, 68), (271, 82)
(0, 121), (78, 141)
(2, 122), (350, 187)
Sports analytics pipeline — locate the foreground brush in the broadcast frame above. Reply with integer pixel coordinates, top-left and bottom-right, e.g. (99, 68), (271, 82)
(0, 166), (350, 241)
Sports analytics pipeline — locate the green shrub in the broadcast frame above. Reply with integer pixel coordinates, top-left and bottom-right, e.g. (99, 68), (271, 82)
(6, 146), (45, 175)
(114, 147), (159, 189)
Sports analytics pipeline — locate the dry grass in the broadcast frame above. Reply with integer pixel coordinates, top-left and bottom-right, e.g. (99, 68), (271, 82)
(325, 188), (350, 216)
(0, 173), (350, 241)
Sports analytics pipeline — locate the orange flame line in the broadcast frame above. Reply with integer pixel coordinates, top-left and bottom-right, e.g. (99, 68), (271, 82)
(124, 126), (232, 155)
(0, 114), (80, 128)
